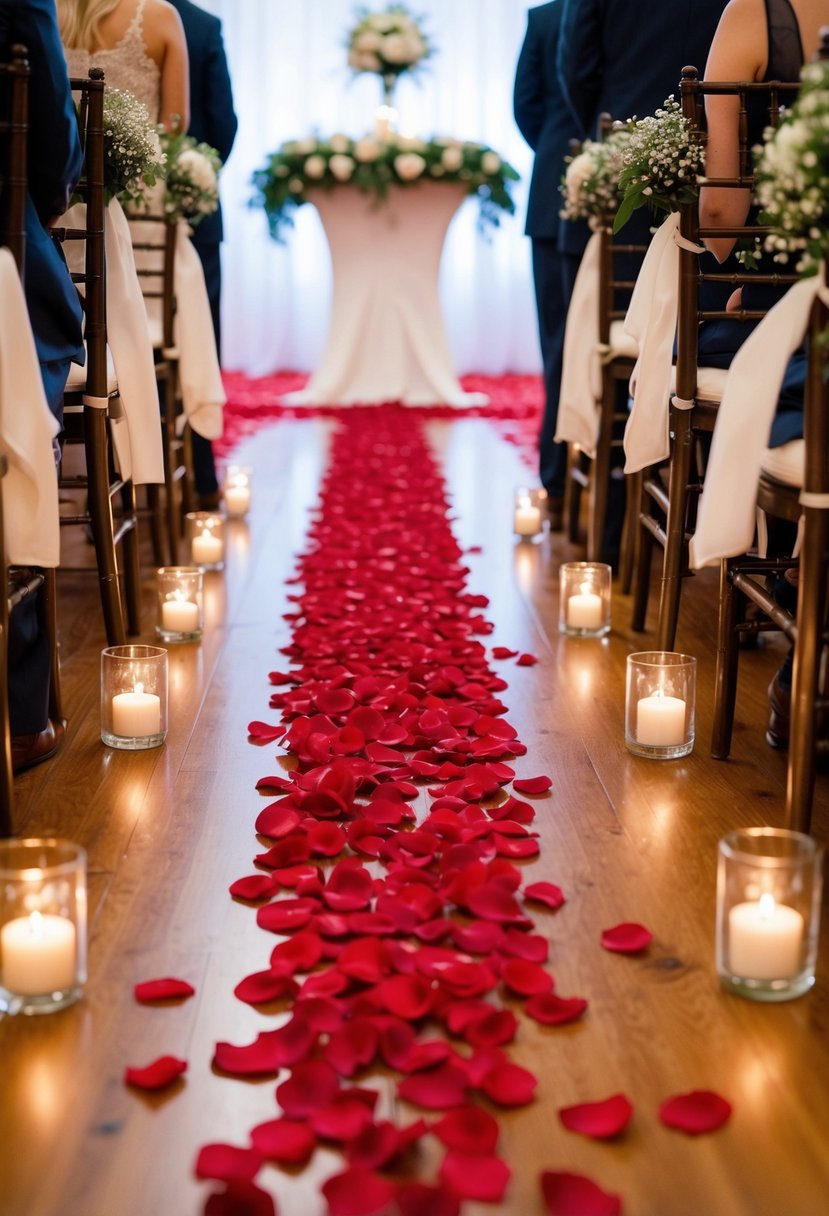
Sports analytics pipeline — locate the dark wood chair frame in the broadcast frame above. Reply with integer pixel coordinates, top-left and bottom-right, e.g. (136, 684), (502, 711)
(631, 68), (799, 651)
(55, 69), (141, 646)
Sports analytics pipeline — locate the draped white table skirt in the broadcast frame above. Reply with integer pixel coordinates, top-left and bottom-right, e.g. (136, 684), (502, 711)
(283, 184), (488, 408)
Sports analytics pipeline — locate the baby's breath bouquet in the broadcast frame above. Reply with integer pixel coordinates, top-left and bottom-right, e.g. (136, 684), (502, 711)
(101, 88), (164, 204)
(613, 97), (703, 232)
(754, 59), (829, 274)
(347, 5), (431, 102)
(560, 128), (630, 229)
(252, 133), (518, 241)
(161, 130), (222, 225)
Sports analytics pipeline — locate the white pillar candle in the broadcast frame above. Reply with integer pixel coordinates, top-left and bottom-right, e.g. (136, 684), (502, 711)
(374, 104), (397, 140)
(161, 593), (199, 633)
(728, 893), (804, 980)
(636, 690), (686, 746)
(567, 586), (603, 629)
(514, 501), (542, 537)
(192, 529), (223, 565)
(112, 682), (161, 737)
(1, 911), (76, 995)
(224, 484), (251, 517)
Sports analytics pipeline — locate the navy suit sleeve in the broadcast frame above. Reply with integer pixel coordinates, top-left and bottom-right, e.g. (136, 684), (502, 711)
(557, 0), (603, 135)
(2, 0), (82, 220)
(513, 13), (545, 150)
(200, 19), (237, 164)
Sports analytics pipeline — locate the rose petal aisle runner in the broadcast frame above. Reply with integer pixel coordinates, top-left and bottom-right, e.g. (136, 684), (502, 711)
(197, 402), (609, 1216)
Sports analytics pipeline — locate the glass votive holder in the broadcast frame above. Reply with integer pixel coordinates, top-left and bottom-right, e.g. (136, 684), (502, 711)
(156, 566), (203, 642)
(559, 561), (612, 637)
(0, 838), (87, 1015)
(101, 644), (168, 750)
(185, 511), (224, 570)
(716, 828), (823, 1002)
(625, 651), (696, 759)
(223, 465), (252, 519)
(514, 487), (543, 540)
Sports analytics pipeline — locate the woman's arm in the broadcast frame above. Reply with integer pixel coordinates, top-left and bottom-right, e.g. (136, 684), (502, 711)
(151, 1), (189, 131)
(699, 0), (767, 261)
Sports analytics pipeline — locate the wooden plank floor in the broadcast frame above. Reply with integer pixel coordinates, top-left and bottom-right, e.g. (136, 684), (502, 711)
(1, 414), (827, 1216)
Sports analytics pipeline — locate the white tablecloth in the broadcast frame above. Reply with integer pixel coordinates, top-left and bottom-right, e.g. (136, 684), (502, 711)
(284, 183), (488, 408)
(0, 248), (61, 566)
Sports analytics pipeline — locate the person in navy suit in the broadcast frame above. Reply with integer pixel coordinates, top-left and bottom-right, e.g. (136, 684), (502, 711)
(167, 0), (237, 510)
(0, 0), (83, 769)
(513, 2), (582, 526)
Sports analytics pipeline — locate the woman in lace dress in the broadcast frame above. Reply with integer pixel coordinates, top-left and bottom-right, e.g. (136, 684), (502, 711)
(58, 0), (188, 131)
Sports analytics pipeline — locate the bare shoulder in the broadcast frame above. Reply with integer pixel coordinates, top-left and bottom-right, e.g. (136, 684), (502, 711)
(705, 0), (769, 80)
(142, 0), (187, 53)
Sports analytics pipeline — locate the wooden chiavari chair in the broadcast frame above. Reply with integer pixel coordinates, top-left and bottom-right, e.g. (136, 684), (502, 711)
(630, 67), (799, 650)
(0, 45), (63, 834)
(130, 211), (194, 565)
(55, 69), (141, 644)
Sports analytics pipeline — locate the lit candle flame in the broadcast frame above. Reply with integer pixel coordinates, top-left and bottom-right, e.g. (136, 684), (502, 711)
(134, 681), (144, 696)
(759, 892), (777, 920)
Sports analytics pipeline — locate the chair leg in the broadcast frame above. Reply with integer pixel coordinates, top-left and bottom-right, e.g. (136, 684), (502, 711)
(656, 410), (693, 652)
(566, 448), (584, 544)
(631, 472), (655, 631)
(181, 424), (196, 517)
(711, 559), (741, 759)
(41, 569), (64, 725)
(618, 471), (640, 594)
(121, 484), (142, 637)
(0, 584), (12, 839)
(146, 484), (166, 567)
(84, 405), (126, 646)
(785, 510), (828, 833)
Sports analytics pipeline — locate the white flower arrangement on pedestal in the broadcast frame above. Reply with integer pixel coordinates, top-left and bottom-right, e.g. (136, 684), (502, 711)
(252, 133), (519, 240)
(161, 131), (222, 225)
(346, 5), (432, 102)
(754, 60), (829, 273)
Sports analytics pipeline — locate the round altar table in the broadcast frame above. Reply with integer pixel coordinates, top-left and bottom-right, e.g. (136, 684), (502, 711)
(282, 182), (488, 408)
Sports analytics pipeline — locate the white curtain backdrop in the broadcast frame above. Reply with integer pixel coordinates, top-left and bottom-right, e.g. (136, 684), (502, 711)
(198, 0), (541, 377)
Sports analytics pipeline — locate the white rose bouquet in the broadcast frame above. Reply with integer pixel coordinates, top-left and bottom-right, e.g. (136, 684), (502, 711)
(346, 5), (432, 101)
(252, 134), (518, 241)
(560, 128), (630, 229)
(161, 131), (222, 225)
(613, 96), (703, 232)
(99, 88), (164, 205)
(754, 60), (829, 273)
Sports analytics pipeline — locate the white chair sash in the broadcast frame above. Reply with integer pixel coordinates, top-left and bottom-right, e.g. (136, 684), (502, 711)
(0, 248), (60, 566)
(555, 229), (602, 456)
(690, 270), (825, 569)
(171, 221), (225, 440)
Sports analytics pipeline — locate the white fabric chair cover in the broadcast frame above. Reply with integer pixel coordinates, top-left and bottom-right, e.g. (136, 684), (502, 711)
(555, 229), (602, 456)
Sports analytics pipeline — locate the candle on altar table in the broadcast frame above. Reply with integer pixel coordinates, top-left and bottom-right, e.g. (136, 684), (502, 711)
(514, 498), (541, 537)
(374, 104), (398, 140)
(161, 592), (199, 633)
(728, 892), (804, 980)
(192, 528), (223, 565)
(567, 584), (603, 629)
(636, 689), (686, 746)
(1, 910), (76, 995)
(112, 682), (161, 737)
(224, 483), (251, 518)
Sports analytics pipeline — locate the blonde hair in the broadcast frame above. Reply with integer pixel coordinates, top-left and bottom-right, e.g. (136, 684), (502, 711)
(57, 0), (123, 50)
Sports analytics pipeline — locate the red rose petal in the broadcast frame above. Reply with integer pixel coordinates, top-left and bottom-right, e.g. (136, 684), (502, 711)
(501, 957), (554, 997)
(230, 873), (279, 901)
(234, 970), (299, 1006)
(524, 881), (566, 910)
(559, 1094), (634, 1139)
(311, 1095), (377, 1142)
(512, 774), (551, 795)
(134, 977), (195, 1003)
(194, 1143), (262, 1182)
(254, 802), (302, 838)
(659, 1090), (732, 1135)
(439, 1150), (511, 1202)
(124, 1055), (187, 1091)
(213, 1017), (316, 1076)
(433, 1104), (500, 1154)
(397, 1062), (469, 1110)
(347, 1119), (426, 1170)
(377, 974), (435, 1020)
(540, 1171), (622, 1216)
(247, 720), (286, 742)
(479, 1061), (537, 1107)
(250, 1117), (316, 1165)
(204, 1181), (276, 1216)
(321, 1167), (396, 1216)
(526, 993), (588, 1026)
(600, 923), (653, 954)
(397, 1183), (460, 1216)
(255, 897), (318, 934)
(465, 1008), (519, 1048)
(276, 1060), (341, 1117)
(492, 647), (519, 659)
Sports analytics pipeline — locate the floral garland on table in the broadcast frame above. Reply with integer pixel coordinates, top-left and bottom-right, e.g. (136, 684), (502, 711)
(612, 96), (703, 232)
(160, 130), (222, 226)
(560, 127), (631, 230)
(754, 59), (829, 274)
(100, 87), (164, 205)
(347, 4), (432, 100)
(252, 134), (519, 241)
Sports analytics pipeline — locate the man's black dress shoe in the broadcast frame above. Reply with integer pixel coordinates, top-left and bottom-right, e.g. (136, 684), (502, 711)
(11, 718), (66, 774)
